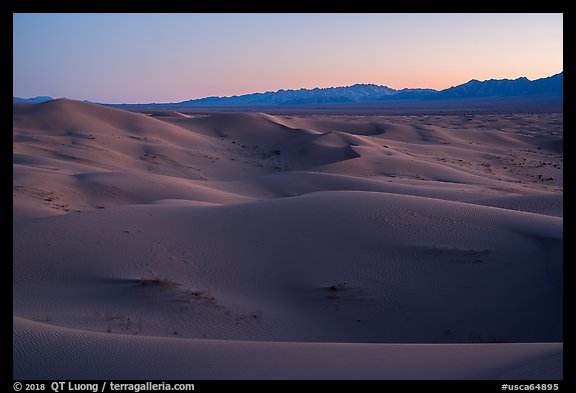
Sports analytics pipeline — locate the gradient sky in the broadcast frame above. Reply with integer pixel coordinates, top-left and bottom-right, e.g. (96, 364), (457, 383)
(13, 13), (563, 104)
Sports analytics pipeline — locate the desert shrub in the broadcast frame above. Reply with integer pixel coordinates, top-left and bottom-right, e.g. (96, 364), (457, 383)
(139, 276), (181, 288)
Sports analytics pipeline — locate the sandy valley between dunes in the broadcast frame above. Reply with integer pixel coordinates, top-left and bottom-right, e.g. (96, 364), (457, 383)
(13, 99), (562, 379)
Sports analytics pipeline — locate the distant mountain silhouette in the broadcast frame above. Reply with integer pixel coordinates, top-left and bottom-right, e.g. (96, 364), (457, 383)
(434, 72), (562, 99)
(13, 96), (54, 103)
(13, 72), (562, 107)
(175, 72), (562, 106)
(179, 84), (419, 106)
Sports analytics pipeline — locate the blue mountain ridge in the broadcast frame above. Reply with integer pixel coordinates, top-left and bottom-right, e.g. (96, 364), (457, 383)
(12, 96), (54, 103)
(13, 72), (562, 105)
(175, 72), (562, 106)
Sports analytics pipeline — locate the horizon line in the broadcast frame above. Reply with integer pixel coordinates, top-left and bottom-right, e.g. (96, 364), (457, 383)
(14, 70), (563, 105)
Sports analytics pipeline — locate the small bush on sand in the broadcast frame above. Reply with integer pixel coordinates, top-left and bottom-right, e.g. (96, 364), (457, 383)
(139, 276), (181, 289)
(327, 282), (349, 299)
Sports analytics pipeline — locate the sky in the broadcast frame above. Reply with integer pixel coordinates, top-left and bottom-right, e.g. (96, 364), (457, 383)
(13, 13), (563, 104)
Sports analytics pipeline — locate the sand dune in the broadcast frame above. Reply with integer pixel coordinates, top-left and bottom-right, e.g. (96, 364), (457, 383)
(13, 191), (563, 343)
(13, 99), (562, 379)
(14, 317), (562, 380)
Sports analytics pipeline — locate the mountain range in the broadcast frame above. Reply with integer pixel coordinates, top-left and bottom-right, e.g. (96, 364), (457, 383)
(175, 72), (562, 106)
(13, 72), (562, 106)
(12, 96), (54, 104)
